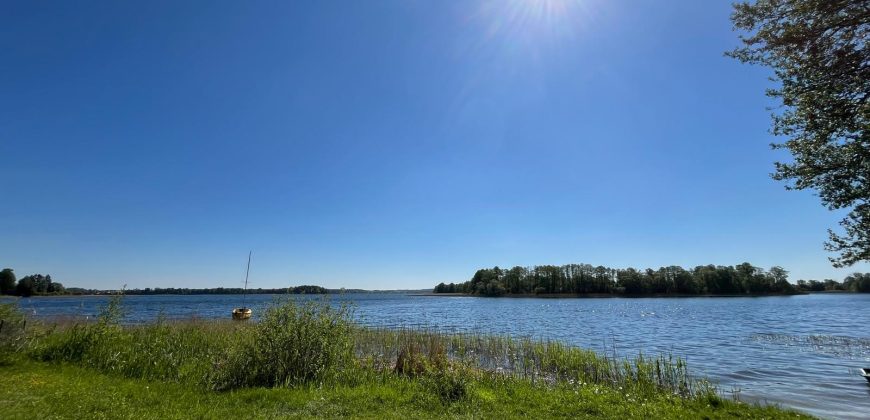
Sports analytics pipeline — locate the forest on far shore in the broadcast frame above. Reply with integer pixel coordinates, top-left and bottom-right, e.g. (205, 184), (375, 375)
(433, 263), (870, 297)
(0, 268), (333, 297)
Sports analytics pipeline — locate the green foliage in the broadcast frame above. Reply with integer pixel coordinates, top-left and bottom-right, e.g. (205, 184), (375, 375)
(30, 298), (356, 390)
(0, 302), (27, 365)
(422, 365), (471, 404)
(441, 263), (797, 296)
(11, 274), (66, 296)
(843, 273), (870, 292)
(728, 0), (870, 267)
(352, 327), (716, 401)
(288, 285), (329, 294)
(391, 339), (471, 404)
(433, 282), (458, 293)
(30, 294), (128, 368)
(0, 360), (807, 419)
(208, 299), (355, 390)
(101, 286), (331, 295)
(15, 276), (34, 297)
(6, 299), (808, 417)
(0, 269), (16, 295)
(796, 273), (870, 292)
(26, 300), (715, 400)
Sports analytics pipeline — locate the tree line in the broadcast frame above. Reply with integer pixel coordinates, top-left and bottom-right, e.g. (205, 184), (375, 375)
(434, 263), (804, 297)
(795, 273), (870, 293)
(1, 267), (334, 296)
(60, 285), (332, 295)
(112, 285), (330, 295)
(0, 269), (67, 297)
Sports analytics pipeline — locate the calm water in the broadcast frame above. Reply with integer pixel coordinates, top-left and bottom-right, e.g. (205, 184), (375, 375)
(11, 293), (870, 419)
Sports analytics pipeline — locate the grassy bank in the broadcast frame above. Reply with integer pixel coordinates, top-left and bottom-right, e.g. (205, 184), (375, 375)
(0, 299), (808, 419)
(1, 360), (804, 419)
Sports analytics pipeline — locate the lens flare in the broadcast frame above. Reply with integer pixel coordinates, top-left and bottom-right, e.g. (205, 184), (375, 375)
(473, 0), (598, 44)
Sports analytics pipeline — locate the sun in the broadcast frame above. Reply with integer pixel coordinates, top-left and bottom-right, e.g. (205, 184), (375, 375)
(472, 0), (598, 45)
(516, 0), (572, 22)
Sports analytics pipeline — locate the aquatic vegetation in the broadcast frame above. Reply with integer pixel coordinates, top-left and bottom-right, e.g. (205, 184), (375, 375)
(207, 299), (355, 390)
(353, 327), (710, 399)
(0, 297), (815, 419)
(0, 298), (813, 418)
(749, 333), (870, 358)
(19, 296), (709, 401)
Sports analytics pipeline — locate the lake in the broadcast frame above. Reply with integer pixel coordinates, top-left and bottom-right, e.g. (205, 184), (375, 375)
(11, 293), (870, 419)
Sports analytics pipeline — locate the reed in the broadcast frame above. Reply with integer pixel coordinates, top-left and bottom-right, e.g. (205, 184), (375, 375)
(351, 327), (710, 398)
(0, 302), (27, 365)
(0, 299), (811, 418)
(206, 299), (355, 390)
(22, 297), (708, 400)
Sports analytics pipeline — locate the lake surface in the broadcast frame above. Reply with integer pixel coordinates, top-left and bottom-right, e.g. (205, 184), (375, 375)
(11, 293), (870, 419)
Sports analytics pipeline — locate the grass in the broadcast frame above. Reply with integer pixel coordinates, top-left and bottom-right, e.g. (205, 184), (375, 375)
(0, 360), (806, 419)
(0, 299), (811, 419)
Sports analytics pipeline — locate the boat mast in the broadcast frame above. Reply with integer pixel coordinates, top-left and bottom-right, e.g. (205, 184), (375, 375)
(243, 251), (251, 307)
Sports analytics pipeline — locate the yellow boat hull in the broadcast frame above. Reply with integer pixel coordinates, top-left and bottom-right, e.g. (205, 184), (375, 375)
(232, 307), (252, 320)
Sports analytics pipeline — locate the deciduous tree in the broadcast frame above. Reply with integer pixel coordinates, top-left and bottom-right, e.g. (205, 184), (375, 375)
(729, 0), (870, 266)
(0, 268), (15, 295)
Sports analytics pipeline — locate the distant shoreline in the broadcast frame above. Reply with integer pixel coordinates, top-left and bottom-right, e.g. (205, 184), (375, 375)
(3, 290), (430, 298)
(414, 291), (811, 298)
(14, 290), (868, 299)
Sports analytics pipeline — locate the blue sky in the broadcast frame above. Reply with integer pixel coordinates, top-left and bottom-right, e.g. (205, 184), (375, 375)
(2, 0), (867, 290)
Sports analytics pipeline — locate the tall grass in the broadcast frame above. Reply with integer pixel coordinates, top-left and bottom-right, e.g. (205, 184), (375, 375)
(27, 296), (356, 390)
(30, 296), (231, 383)
(352, 327), (709, 398)
(0, 302), (28, 365)
(207, 300), (355, 390)
(16, 297), (713, 403)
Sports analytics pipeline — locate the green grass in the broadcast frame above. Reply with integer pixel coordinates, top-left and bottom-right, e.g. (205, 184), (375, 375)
(1, 360), (807, 419)
(0, 299), (812, 419)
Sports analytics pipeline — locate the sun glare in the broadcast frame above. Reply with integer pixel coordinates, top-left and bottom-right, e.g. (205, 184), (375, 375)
(471, 0), (599, 49)
(518, 0), (572, 21)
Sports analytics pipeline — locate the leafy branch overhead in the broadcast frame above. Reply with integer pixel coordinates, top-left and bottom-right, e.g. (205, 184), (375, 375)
(728, 0), (870, 266)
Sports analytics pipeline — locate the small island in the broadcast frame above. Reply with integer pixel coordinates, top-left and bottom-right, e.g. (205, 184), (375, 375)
(434, 262), (870, 297)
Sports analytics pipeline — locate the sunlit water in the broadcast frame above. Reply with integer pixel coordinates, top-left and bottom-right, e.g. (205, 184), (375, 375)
(11, 293), (870, 419)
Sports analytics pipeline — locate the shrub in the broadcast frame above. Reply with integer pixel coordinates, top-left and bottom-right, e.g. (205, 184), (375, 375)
(391, 337), (471, 404)
(209, 299), (355, 390)
(423, 365), (471, 403)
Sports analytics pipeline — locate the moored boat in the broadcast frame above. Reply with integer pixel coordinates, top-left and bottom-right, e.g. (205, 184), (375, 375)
(232, 307), (252, 320)
(861, 368), (870, 383)
(232, 251), (253, 320)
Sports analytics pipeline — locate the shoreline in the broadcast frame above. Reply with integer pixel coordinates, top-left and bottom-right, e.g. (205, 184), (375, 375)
(13, 290), (867, 299)
(0, 299), (809, 419)
(413, 291), (810, 298)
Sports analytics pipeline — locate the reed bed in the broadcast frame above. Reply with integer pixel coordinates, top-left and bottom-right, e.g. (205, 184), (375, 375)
(0, 302), (28, 365)
(1, 298), (713, 402)
(352, 327), (707, 398)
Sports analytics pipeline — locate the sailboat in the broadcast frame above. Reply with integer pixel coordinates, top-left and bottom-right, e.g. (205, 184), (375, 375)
(232, 251), (253, 320)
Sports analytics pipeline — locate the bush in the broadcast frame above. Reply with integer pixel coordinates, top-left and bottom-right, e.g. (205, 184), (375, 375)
(392, 338), (471, 404)
(208, 299), (355, 390)
(422, 364), (471, 403)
